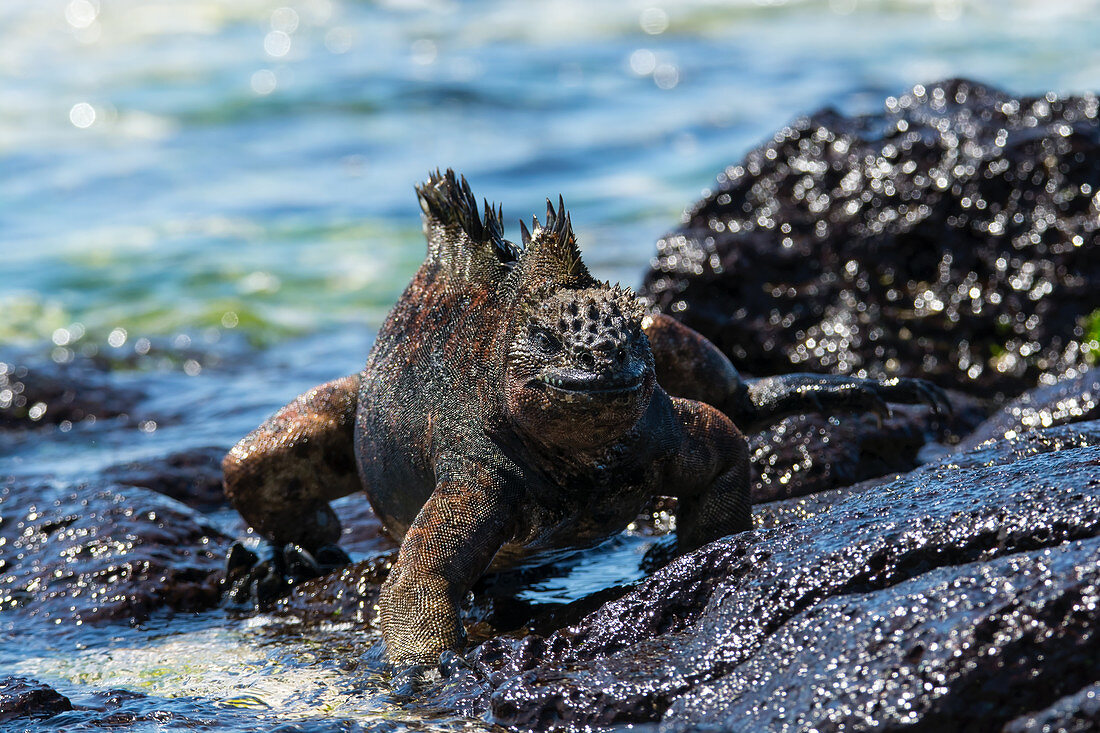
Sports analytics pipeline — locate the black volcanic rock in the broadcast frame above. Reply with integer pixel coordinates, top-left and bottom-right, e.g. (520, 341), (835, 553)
(660, 538), (1100, 732)
(1003, 682), (1100, 733)
(0, 478), (229, 625)
(747, 410), (928, 503)
(0, 677), (73, 723)
(101, 446), (230, 510)
(0, 354), (144, 431)
(958, 366), (1100, 451)
(430, 421), (1100, 730)
(642, 79), (1100, 399)
(747, 387), (987, 502)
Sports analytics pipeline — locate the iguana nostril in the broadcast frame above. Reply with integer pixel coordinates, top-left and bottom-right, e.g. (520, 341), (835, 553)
(592, 337), (615, 353)
(580, 353), (596, 371)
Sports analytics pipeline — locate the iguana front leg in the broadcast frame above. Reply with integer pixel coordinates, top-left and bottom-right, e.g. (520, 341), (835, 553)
(222, 374), (362, 600)
(378, 455), (518, 666)
(666, 397), (752, 552)
(642, 313), (746, 412)
(644, 313), (950, 433)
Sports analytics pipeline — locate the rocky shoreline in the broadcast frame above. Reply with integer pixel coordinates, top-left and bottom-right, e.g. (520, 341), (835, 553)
(2, 80), (1098, 730)
(432, 418), (1100, 730)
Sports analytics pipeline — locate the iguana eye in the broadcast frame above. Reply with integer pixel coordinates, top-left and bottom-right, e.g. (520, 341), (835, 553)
(531, 328), (561, 356)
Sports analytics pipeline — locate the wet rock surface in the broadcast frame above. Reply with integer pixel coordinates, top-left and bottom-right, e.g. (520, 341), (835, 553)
(749, 411), (926, 503)
(958, 366), (1099, 451)
(1003, 683), (1100, 733)
(747, 392), (986, 502)
(0, 676), (73, 722)
(273, 553), (391, 625)
(265, 494), (399, 624)
(0, 353), (145, 432)
(642, 79), (1100, 398)
(0, 681), (322, 731)
(662, 538), (1099, 732)
(101, 446), (231, 511)
(0, 477), (229, 625)
(427, 421), (1100, 730)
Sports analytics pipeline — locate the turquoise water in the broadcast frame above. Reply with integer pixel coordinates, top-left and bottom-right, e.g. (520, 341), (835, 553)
(4, 0), (1100, 729)
(5, 0), (1100, 349)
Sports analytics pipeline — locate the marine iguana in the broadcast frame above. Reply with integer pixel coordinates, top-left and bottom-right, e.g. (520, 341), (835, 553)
(222, 169), (948, 666)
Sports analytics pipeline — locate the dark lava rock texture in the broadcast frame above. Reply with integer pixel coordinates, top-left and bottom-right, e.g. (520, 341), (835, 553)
(642, 79), (1100, 399)
(101, 446), (231, 511)
(1003, 683), (1100, 733)
(958, 366), (1099, 451)
(746, 393), (986, 503)
(0, 354), (144, 432)
(0, 680), (303, 730)
(748, 410), (926, 503)
(0, 477), (230, 625)
(431, 420), (1100, 731)
(0, 676), (73, 723)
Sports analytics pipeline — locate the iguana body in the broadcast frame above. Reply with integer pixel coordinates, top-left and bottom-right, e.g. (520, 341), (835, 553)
(224, 170), (947, 665)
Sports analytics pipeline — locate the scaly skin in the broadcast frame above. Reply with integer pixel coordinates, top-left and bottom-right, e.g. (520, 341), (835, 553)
(223, 169), (947, 666)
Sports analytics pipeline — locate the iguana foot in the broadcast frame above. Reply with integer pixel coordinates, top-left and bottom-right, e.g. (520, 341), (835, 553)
(389, 663), (442, 699)
(740, 373), (951, 432)
(864, 376), (953, 417)
(224, 540), (352, 606)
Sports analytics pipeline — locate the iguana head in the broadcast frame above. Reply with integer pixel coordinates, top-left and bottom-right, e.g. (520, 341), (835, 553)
(502, 199), (656, 449)
(414, 171), (656, 448)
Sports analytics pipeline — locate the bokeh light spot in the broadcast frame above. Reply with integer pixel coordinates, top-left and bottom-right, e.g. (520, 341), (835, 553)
(640, 7), (669, 35)
(264, 30), (292, 58)
(64, 0), (97, 29)
(251, 69), (277, 95)
(629, 49), (656, 76)
(107, 327), (127, 348)
(270, 7), (299, 33)
(69, 102), (96, 128)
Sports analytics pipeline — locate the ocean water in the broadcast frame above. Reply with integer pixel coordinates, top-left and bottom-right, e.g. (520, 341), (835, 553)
(2, 0), (1100, 729)
(5, 0), (1100, 350)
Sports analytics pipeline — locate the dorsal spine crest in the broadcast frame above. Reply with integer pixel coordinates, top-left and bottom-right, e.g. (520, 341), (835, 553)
(416, 168), (518, 268)
(509, 195), (594, 293)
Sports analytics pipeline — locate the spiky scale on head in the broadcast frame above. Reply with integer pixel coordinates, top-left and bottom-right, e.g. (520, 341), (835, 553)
(508, 195), (593, 294)
(416, 168), (519, 267)
(502, 190), (647, 381)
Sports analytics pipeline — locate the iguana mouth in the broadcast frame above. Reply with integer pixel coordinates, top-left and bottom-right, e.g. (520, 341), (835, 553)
(533, 369), (644, 395)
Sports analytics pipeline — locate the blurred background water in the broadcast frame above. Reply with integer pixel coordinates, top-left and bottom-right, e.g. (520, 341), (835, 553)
(3, 0), (1100, 728)
(4, 0), (1100, 351)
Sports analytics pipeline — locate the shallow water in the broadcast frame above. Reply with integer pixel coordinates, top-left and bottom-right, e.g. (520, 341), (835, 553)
(3, 0), (1100, 729)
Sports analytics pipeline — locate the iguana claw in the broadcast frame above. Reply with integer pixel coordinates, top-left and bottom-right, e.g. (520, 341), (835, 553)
(223, 540), (351, 607)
